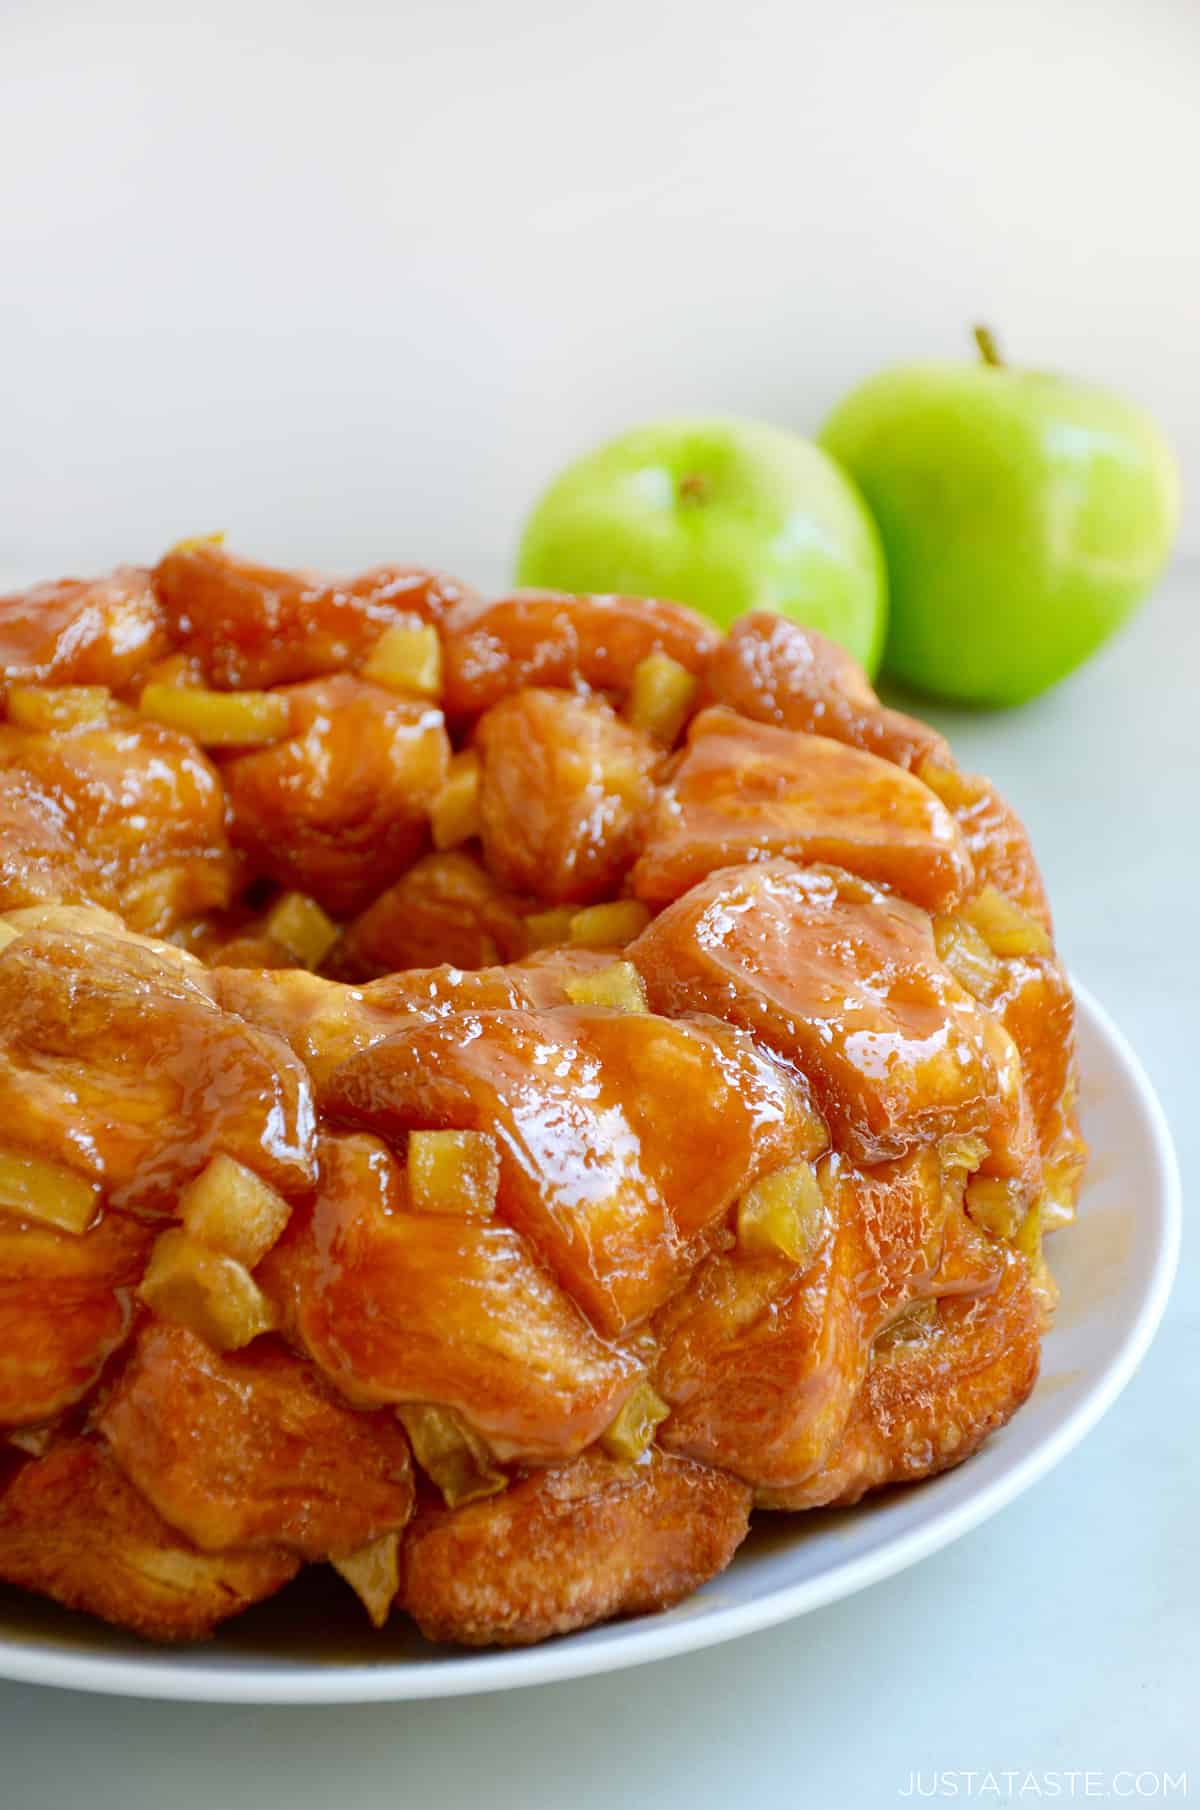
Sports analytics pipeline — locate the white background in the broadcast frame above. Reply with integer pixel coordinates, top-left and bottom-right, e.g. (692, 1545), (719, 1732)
(0, 0), (1197, 586)
(1, 3), (1197, 1804)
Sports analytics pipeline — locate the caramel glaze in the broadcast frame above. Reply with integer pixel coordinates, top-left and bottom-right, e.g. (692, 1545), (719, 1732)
(0, 550), (1083, 1648)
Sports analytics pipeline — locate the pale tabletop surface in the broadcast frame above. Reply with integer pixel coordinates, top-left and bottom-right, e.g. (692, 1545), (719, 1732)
(4, 573), (1197, 1809)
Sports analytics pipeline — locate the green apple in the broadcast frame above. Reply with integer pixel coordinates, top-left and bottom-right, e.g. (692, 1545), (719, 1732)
(821, 330), (1180, 705)
(516, 418), (887, 674)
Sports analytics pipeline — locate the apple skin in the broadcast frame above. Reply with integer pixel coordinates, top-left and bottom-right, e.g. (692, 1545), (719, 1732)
(821, 362), (1180, 706)
(516, 418), (887, 674)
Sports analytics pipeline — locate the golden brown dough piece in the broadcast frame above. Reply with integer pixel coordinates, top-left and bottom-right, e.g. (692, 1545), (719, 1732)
(0, 922), (315, 1211)
(400, 1449), (750, 1647)
(0, 1211), (152, 1426)
(475, 688), (659, 904)
(212, 951), (614, 1089)
(651, 1147), (986, 1492)
(653, 1195), (867, 1490)
(325, 1005), (823, 1334)
(441, 589), (718, 719)
(0, 1440), (299, 1641)
(215, 964), (518, 1088)
(0, 768), (108, 913)
(4, 714), (235, 933)
(260, 1132), (641, 1463)
(632, 708), (972, 912)
(921, 761), (1051, 930)
(97, 1323), (414, 1557)
(0, 567), (167, 693)
(335, 849), (531, 978)
(704, 610), (948, 772)
(929, 888), (1081, 1217)
(762, 1240), (1040, 1509)
(632, 860), (999, 1164)
(221, 676), (449, 915)
(155, 541), (474, 690)
(990, 957), (1075, 1140)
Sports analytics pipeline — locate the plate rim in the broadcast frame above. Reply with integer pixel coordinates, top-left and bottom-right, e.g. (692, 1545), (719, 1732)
(0, 977), (1182, 1704)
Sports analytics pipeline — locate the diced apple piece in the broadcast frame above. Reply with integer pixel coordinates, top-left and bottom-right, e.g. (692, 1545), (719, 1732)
(5, 1425), (54, 1457)
(939, 1134), (989, 1190)
(563, 960), (647, 1013)
(568, 900), (651, 948)
(964, 1175), (1027, 1240)
(523, 906), (575, 949)
(736, 1158), (827, 1265)
(1040, 1159), (1081, 1235)
(398, 1404), (507, 1508)
(431, 751), (482, 849)
(168, 531), (226, 555)
(0, 1150), (100, 1235)
(139, 682), (291, 747)
(139, 1229), (276, 1350)
(872, 1297), (939, 1354)
(360, 621), (443, 699)
(933, 911), (1004, 1000)
(408, 1130), (499, 1219)
(962, 884), (1053, 958)
(626, 652), (697, 745)
(178, 1153), (292, 1267)
(263, 891), (339, 970)
(139, 651), (204, 689)
(6, 685), (113, 731)
(332, 1533), (400, 1628)
(599, 1379), (669, 1461)
(1015, 1197), (1042, 1266)
(1013, 1193), (1057, 1320)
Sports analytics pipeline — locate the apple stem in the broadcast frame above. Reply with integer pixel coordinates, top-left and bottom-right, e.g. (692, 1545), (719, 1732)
(973, 324), (1004, 368)
(678, 473), (710, 505)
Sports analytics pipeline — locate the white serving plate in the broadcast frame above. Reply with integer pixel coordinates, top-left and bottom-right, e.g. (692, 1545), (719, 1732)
(0, 980), (1180, 1703)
